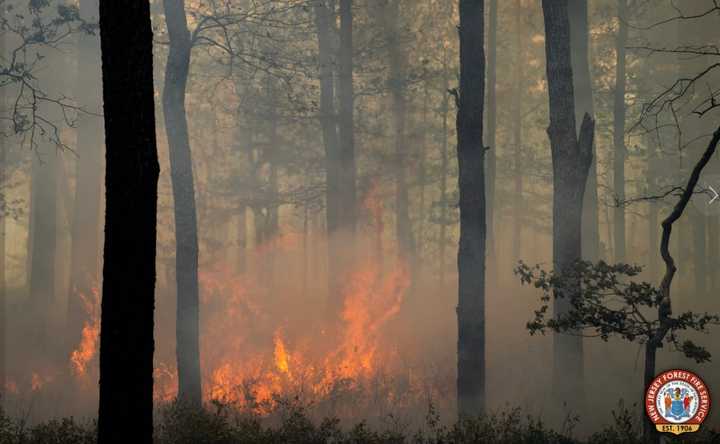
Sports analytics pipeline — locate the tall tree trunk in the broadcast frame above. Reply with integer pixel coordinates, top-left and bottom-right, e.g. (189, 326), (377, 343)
(383, 0), (416, 272)
(313, 0), (343, 308)
(486, 0), (497, 259)
(568, 0), (599, 262)
(67, 0), (104, 360)
(511, 0), (524, 262)
(456, 0), (486, 417)
(326, 0), (357, 318)
(162, 0), (201, 406)
(612, 0), (627, 263)
(97, 1), (160, 442)
(541, 0), (595, 409)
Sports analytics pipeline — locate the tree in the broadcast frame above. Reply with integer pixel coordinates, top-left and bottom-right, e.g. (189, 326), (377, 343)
(485, 0), (497, 259)
(162, 0), (202, 407)
(326, 0), (358, 318)
(613, 0), (628, 263)
(66, 0), (103, 364)
(517, 127), (720, 444)
(568, 0), (599, 262)
(455, 0), (486, 418)
(97, 1), (160, 442)
(541, 0), (595, 407)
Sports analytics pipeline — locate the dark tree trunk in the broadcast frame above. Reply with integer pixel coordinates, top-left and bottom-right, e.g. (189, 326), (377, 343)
(456, 0), (486, 417)
(162, 0), (202, 406)
(643, 343), (658, 444)
(568, 0), (599, 262)
(541, 0), (595, 408)
(97, 1), (160, 442)
(486, 0), (497, 259)
(313, 0), (343, 306)
(324, 0), (357, 318)
(67, 0), (103, 359)
(612, 0), (627, 263)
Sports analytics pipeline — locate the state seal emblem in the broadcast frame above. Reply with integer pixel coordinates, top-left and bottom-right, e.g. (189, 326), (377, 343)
(645, 369), (711, 435)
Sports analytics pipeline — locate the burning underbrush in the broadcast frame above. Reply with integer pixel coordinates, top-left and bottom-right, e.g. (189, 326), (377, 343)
(3, 225), (455, 425)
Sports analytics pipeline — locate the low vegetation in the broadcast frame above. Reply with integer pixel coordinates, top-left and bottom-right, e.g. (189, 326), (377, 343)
(0, 401), (716, 444)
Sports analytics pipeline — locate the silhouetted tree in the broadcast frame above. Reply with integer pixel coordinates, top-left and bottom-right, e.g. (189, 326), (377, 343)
(162, 0), (202, 407)
(541, 0), (595, 408)
(455, 0), (486, 418)
(97, 1), (160, 442)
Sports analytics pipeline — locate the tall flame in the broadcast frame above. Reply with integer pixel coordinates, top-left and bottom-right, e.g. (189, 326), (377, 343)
(70, 286), (101, 377)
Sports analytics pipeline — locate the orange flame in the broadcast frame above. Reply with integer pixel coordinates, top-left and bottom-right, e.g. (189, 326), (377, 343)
(70, 287), (101, 377)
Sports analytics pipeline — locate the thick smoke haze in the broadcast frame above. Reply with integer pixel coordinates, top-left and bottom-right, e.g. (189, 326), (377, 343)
(1, 0), (720, 441)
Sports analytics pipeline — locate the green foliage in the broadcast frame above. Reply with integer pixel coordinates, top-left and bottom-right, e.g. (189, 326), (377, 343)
(515, 260), (720, 363)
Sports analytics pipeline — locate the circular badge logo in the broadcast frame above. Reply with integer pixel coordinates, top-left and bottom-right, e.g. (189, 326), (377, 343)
(645, 369), (711, 435)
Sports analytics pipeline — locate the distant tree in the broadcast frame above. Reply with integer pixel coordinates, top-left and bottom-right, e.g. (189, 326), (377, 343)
(517, 126), (720, 444)
(568, 0), (599, 262)
(455, 0), (486, 417)
(97, 1), (160, 442)
(66, 0), (103, 365)
(540, 0), (595, 407)
(162, 0), (202, 407)
(612, 0), (628, 263)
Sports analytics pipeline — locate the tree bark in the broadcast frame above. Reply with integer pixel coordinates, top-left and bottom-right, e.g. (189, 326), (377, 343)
(162, 0), (202, 406)
(486, 0), (497, 259)
(456, 0), (486, 418)
(97, 1), (160, 442)
(313, 0), (343, 306)
(67, 0), (104, 360)
(325, 0), (357, 318)
(568, 0), (599, 262)
(612, 0), (627, 263)
(541, 0), (595, 409)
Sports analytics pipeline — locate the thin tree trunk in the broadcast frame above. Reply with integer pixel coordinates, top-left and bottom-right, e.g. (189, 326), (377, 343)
(162, 0), (201, 406)
(613, 0), (627, 263)
(67, 0), (103, 360)
(97, 1), (160, 441)
(456, 0), (487, 417)
(542, 0), (595, 409)
(313, 0), (343, 308)
(568, 0), (599, 262)
(486, 0), (497, 259)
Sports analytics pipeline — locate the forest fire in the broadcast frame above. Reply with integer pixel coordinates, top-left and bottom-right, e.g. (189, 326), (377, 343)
(70, 286), (101, 377)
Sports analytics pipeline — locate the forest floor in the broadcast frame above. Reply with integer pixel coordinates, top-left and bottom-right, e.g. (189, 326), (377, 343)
(1, 400), (718, 443)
